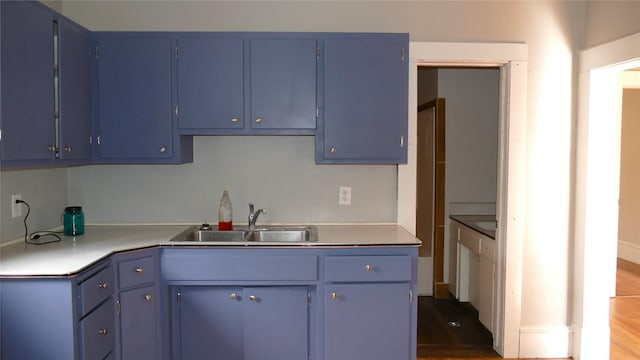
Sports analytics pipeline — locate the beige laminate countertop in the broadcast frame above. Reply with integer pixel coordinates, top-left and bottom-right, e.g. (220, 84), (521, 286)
(0, 224), (421, 276)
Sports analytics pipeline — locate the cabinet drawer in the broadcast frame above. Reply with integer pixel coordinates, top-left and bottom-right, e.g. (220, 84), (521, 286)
(163, 253), (318, 281)
(79, 265), (114, 316)
(481, 238), (495, 262)
(459, 226), (481, 255)
(324, 256), (411, 282)
(79, 297), (115, 360)
(119, 256), (155, 289)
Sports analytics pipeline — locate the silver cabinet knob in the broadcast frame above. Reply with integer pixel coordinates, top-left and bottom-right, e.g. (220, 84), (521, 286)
(332, 292), (338, 300)
(98, 282), (108, 289)
(249, 295), (257, 302)
(365, 264), (373, 271)
(98, 328), (108, 335)
(48, 145), (57, 152)
(255, 117), (262, 124)
(159, 146), (167, 153)
(63, 146), (72, 152)
(231, 118), (239, 123)
(144, 294), (152, 302)
(330, 147), (336, 154)
(230, 293), (239, 301)
(135, 267), (143, 275)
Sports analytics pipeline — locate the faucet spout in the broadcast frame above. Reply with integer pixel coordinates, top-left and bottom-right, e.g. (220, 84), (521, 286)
(248, 203), (267, 229)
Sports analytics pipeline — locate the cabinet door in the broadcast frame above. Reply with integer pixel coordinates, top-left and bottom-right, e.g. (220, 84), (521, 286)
(95, 36), (173, 160)
(325, 283), (411, 360)
(250, 39), (317, 130)
(177, 287), (243, 360)
(58, 19), (91, 161)
(478, 256), (494, 332)
(0, 1), (55, 161)
(244, 286), (308, 360)
(119, 285), (158, 360)
(177, 37), (244, 130)
(320, 37), (408, 163)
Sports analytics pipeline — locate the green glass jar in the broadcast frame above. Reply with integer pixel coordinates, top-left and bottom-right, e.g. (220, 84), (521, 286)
(63, 206), (84, 236)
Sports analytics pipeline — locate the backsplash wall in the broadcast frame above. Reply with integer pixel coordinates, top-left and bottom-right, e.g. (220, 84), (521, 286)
(67, 136), (398, 225)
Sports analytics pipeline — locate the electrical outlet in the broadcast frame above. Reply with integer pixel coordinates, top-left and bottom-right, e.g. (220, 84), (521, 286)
(338, 186), (352, 206)
(11, 194), (22, 218)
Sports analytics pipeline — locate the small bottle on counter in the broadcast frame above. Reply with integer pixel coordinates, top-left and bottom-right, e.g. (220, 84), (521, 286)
(218, 190), (233, 231)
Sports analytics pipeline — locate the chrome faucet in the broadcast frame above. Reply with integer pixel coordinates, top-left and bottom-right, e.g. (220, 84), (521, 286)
(248, 203), (267, 229)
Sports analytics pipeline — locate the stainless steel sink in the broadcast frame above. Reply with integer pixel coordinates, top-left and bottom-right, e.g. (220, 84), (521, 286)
(170, 225), (318, 243)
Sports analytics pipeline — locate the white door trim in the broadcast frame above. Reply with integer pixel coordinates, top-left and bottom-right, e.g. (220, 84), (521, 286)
(397, 41), (527, 357)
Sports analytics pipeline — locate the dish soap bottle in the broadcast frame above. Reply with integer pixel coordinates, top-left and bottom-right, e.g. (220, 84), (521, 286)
(218, 190), (233, 230)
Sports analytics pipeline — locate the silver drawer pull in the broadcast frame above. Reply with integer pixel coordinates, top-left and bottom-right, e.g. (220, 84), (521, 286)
(159, 146), (167, 153)
(330, 147), (336, 154)
(332, 292), (338, 300)
(230, 293), (239, 301)
(145, 294), (152, 302)
(231, 118), (239, 123)
(255, 117), (262, 124)
(98, 328), (108, 336)
(365, 264), (374, 271)
(98, 282), (108, 289)
(249, 295), (257, 302)
(135, 268), (143, 275)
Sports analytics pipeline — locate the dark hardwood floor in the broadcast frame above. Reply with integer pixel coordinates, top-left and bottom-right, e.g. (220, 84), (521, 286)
(417, 258), (640, 360)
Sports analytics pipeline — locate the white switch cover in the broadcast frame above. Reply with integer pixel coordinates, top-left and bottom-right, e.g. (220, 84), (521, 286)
(339, 186), (352, 206)
(11, 194), (22, 218)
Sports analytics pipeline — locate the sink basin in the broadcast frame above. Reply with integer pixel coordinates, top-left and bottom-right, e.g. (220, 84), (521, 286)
(170, 225), (318, 243)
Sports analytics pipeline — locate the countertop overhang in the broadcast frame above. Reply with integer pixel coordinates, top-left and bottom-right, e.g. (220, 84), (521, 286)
(0, 224), (421, 277)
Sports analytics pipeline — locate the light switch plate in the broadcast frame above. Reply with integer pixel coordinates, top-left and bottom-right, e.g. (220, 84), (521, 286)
(339, 186), (351, 206)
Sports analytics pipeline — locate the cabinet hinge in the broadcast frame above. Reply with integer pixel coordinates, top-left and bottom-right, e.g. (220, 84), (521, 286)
(89, 136), (92, 145)
(0, 129), (2, 141)
(409, 289), (413, 304)
(116, 300), (121, 315)
(316, 47), (320, 60)
(97, 135), (101, 145)
(175, 45), (178, 59)
(95, 46), (99, 60)
(315, 106), (319, 118)
(400, 135), (404, 148)
(401, 47), (405, 61)
(307, 291), (312, 305)
(175, 105), (179, 117)
(177, 288), (182, 306)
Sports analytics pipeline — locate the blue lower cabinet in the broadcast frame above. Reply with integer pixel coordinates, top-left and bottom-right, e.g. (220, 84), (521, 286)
(173, 286), (309, 360)
(118, 286), (158, 360)
(324, 283), (412, 360)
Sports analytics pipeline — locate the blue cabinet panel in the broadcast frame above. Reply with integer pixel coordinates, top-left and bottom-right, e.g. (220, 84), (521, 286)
(324, 283), (411, 360)
(250, 39), (317, 130)
(177, 286), (244, 360)
(58, 18), (92, 162)
(79, 297), (115, 360)
(244, 286), (308, 360)
(119, 285), (158, 360)
(177, 37), (244, 130)
(318, 36), (408, 163)
(93, 34), (192, 163)
(0, 1), (56, 161)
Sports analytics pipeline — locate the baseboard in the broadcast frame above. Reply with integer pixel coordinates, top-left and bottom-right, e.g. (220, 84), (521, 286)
(519, 326), (573, 358)
(618, 240), (640, 264)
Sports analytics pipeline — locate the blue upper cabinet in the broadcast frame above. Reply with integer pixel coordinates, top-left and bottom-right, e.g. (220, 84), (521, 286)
(0, 1), (56, 163)
(58, 18), (92, 162)
(176, 34), (317, 135)
(249, 38), (317, 131)
(93, 33), (193, 163)
(176, 36), (244, 131)
(0, 1), (92, 169)
(317, 35), (409, 164)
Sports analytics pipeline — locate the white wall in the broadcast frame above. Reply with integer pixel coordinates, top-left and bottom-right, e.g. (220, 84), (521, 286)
(584, 1), (640, 48)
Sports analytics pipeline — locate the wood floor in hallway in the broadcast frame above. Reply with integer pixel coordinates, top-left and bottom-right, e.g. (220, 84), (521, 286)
(417, 258), (640, 360)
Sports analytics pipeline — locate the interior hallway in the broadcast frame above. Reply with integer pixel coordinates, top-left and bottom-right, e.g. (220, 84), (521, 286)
(417, 257), (640, 360)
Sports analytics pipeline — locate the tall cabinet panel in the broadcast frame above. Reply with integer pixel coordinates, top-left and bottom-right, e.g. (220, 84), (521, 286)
(58, 18), (91, 161)
(177, 37), (244, 130)
(319, 36), (408, 163)
(249, 39), (317, 130)
(93, 34), (192, 163)
(0, 1), (55, 161)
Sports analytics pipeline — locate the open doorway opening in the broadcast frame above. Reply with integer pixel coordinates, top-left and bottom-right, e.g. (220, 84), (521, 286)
(415, 66), (500, 357)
